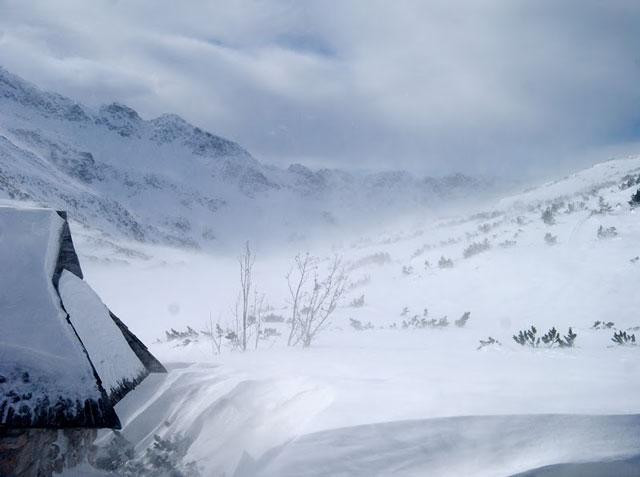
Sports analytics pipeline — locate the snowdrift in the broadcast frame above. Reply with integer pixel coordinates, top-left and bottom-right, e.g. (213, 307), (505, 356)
(237, 414), (640, 477)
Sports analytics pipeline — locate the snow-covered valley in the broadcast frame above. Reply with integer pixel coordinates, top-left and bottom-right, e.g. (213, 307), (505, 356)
(39, 155), (640, 476)
(2, 2), (640, 474)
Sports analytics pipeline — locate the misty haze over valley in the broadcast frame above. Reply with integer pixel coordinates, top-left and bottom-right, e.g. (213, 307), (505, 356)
(1, 2), (640, 477)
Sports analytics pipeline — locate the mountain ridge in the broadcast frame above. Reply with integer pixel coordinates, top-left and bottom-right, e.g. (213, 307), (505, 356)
(0, 66), (495, 249)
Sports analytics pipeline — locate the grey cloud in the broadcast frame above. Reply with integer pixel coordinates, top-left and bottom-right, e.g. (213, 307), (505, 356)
(0, 0), (639, 178)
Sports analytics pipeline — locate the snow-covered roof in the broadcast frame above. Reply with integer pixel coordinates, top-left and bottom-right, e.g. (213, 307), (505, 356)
(0, 206), (165, 428)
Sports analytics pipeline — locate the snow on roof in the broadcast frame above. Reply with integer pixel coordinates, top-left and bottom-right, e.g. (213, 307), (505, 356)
(59, 271), (148, 401)
(0, 206), (164, 428)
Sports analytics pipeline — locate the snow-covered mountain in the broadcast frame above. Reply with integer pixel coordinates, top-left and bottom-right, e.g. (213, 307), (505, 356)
(0, 67), (494, 249)
(69, 154), (640, 476)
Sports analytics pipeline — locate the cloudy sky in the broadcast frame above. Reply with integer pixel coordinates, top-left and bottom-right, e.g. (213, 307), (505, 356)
(0, 0), (639, 177)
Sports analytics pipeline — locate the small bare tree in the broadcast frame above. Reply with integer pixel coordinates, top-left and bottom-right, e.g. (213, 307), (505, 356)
(227, 297), (243, 351)
(239, 241), (255, 352)
(203, 312), (223, 356)
(286, 253), (314, 346)
(251, 292), (266, 350)
(287, 254), (348, 348)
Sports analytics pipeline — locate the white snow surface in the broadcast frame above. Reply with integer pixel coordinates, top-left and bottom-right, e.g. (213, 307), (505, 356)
(0, 206), (101, 413)
(238, 414), (640, 477)
(58, 270), (147, 398)
(33, 155), (640, 475)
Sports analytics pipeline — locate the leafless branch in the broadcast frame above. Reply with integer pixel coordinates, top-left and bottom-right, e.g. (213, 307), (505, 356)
(286, 254), (347, 347)
(239, 241), (255, 352)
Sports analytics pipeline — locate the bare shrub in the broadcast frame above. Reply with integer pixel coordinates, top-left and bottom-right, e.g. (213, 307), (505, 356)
(286, 254), (348, 347)
(202, 316), (223, 355)
(250, 293), (267, 350)
(238, 242), (255, 352)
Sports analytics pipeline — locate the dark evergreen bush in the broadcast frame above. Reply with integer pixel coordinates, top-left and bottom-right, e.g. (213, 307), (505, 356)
(261, 327), (281, 339)
(454, 312), (471, 328)
(95, 433), (200, 476)
(263, 313), (285, 323)
(401, 315), (448, 329)
(478, 223), (492, 233)
(95, 432), (134, 472)
(513, 326), (539, 347)
(514, 326), (576, 348)
(597, 225), (617, 239)
(349, 294), (365, 307)
(541, 207), (555, 225)
(402, 265), (414, 275)
(477, 336), (501, 350)
(463, 239), (491, 258)
(165, 327), (199, 342)
(591, 196), (612, 215)
(438, 256), (454, 268)
(561, 327), (577, 348)
(620, 174), (640, 190)
(349, 318), (374, 331)
(612, 331), (636, 346)
(592, 320), (615, 330)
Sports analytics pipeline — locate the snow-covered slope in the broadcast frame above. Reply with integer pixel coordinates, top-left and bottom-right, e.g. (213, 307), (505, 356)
(0, 67), (494, 250)
(240, 414), (640, 477)
(55, 154), (640, 475)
